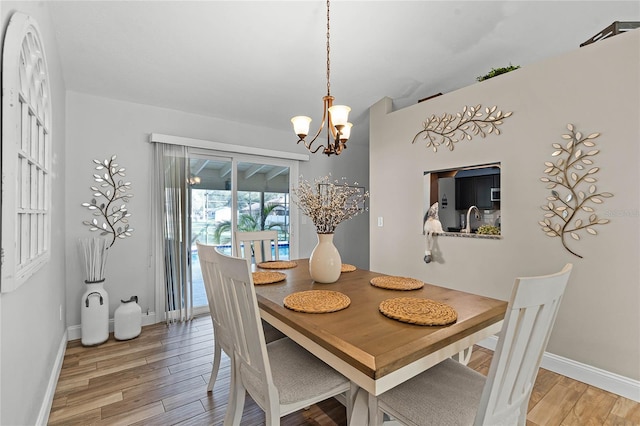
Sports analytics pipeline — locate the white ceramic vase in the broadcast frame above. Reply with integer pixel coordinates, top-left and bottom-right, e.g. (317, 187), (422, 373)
(114, 296), (142, 341)
(309, 233), (342, 283)
(80, 280), (109, 346)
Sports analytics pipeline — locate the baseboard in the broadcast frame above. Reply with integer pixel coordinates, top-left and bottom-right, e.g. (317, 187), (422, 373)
(67, 311), (158, 341)
(477, 335), (640, 403)
(36, 329), (68, 426)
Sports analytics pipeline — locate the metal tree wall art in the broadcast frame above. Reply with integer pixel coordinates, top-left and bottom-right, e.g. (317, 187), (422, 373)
(412, 104), (513, 152)
(539, 124), (613, 258)
(82, 155), (134, 248)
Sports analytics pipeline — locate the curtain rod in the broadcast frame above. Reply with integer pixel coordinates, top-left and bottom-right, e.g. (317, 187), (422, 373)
(149, 133), (310, 162)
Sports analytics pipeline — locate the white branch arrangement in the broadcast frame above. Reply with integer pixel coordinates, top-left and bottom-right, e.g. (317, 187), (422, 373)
(539, 124), (613, 258)
(412, 104), (513, 152)
(293, 176), (369, 234)
(81, 155), (134, 248)
(78, 237), (109, 283)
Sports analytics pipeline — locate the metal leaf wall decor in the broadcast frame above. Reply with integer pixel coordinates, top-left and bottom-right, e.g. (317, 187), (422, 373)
(82, 155), (134, 248)
(412, 104), (513, 152)
(539, 124), (613, 258)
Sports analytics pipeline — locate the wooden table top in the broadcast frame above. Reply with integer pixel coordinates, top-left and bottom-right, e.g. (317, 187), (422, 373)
(255, 259), (507, 391)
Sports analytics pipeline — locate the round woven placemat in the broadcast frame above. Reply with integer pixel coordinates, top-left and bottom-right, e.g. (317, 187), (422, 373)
(252, 271), (286, 285)
(283, 290), (351, 314)
(257, 260), (298, 270)
(379, 297), (457, 326)
(341, 264), (356, 273)
(370, 276), (424, 291)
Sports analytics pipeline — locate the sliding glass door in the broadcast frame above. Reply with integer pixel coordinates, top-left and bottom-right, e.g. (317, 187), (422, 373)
(187, 156), (229, 309)
(236, 160), (290, 259)
(188, 152), (294, 310)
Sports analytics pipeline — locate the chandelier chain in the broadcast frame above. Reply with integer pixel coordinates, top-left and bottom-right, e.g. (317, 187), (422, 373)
(326, 0), (331, 96)
(291, 0), (350, 156)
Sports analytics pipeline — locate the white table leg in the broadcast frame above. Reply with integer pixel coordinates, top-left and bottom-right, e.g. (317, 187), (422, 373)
(348, 386), (369, 426)
(368, 392), (383, 426)
(456, 345), (473, 365)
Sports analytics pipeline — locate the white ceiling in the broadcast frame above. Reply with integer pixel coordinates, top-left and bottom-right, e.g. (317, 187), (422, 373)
(48, 1), (639, 147)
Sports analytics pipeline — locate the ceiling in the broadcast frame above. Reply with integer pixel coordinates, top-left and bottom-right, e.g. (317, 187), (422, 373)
(47, 1), (639, 147)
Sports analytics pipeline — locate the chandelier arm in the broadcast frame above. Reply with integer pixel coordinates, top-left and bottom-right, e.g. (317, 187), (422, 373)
(298, 138), (325, 154)
(301, 95), (334, 152)
(326, 103), (338, 141)
(299, 116), (327, 153)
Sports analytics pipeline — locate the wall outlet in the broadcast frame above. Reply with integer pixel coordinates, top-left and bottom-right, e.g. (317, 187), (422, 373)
(377, 217), (384, 227)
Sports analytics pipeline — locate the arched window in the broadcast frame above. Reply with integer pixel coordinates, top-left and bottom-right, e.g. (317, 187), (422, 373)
(1, 13), (52, 292)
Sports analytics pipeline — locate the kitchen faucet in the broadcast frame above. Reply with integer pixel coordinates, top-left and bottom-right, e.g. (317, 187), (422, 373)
(464, 205), (480, 233)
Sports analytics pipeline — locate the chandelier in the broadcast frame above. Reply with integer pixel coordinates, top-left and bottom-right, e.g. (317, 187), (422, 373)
(291, 0), (352, 156)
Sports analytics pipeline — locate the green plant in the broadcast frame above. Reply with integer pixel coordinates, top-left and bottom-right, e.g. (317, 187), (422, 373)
(477, 64), (520, 82)
(476, 225), (500, 235)
(212, 204), (285, 244)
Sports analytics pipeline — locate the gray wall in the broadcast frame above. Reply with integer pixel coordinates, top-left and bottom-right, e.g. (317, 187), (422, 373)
(1, 2), (67, 425)
(63, 91), (370, 328)
(369, 30), (639, 381)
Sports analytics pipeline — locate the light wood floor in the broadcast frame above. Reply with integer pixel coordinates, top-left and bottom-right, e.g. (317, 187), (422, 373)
(49, 315), (640, 425)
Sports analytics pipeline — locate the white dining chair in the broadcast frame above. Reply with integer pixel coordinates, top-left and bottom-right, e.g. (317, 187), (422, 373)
(214, 249), (352, 426)
(234, 230), (286, 342)
(196, 242), (235, 392)
(197, 242), (285, 393)
(369, 263), (573, 426)
(234, 230), (279, 264)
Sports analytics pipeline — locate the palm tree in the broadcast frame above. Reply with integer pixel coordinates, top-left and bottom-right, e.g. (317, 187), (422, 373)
(213, 203), (285, 244)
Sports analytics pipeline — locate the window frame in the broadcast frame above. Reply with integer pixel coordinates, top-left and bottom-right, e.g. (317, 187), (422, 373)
(188, 148), (300, 260)
(1, 13), (53, 292)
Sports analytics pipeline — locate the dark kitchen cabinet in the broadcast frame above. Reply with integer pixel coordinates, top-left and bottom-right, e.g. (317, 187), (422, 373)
(455, 178), (475, 210)
(455, 174), (500, 210)
(475, 175), (494, 208)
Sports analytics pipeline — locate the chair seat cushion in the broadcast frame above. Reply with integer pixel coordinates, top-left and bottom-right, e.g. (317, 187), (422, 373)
(378, 358), (486, 426)
(266, 337), (349, 405)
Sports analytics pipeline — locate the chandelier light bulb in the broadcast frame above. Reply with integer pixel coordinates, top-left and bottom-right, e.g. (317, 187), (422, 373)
(291, 116), (312, 138)
(340, 122), (353, 141)
(328, 105), (351, 127)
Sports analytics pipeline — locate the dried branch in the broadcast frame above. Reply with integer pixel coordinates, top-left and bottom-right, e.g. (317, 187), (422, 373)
(293, 176), (369, 234)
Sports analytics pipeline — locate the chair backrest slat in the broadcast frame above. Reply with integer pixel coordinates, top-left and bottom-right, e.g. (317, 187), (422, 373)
(234, 230), (279, 264)
(476, 263), (572, 426)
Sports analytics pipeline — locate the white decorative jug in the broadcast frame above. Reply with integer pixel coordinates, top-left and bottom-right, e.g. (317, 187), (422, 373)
(309, 233), (342, 283)
(114, 296), (142, 340)
(80, 280), (109, 346)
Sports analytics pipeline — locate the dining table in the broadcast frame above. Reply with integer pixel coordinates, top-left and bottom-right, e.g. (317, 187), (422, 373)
(253, 258), (508, 424)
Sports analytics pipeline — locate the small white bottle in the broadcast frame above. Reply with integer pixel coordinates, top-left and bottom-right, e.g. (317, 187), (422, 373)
(114, 296), (142, 340)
